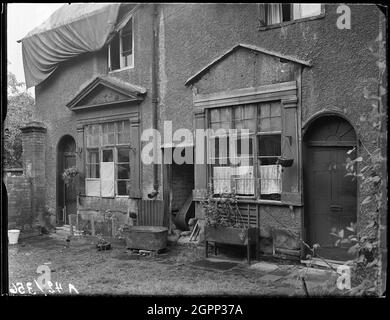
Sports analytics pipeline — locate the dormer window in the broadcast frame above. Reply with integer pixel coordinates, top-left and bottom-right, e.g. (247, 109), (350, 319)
(108, 17), (134, 71)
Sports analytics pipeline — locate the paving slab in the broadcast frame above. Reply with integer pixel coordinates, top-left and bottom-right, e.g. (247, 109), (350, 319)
(249, 261), (279, 273)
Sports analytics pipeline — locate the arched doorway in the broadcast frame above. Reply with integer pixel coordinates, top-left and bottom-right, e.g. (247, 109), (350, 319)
(303, 115), (357, 261)
(57, 135), (77, 226)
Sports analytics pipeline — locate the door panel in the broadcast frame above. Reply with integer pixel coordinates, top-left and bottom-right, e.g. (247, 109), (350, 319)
(305, 146), (357, 260)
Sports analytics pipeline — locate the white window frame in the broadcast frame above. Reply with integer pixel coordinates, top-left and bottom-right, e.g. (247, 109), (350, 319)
(85, 120), (131, 198)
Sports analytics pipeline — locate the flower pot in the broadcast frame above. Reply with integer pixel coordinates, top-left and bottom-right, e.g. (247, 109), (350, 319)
(276, 157), (294, 167)
(8, 229), (20, 245)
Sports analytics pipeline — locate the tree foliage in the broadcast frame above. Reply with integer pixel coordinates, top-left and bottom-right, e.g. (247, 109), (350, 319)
(3, 71), (35, 168)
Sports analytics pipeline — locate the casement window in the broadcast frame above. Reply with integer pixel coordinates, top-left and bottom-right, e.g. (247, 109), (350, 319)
(108, 17), (134, 71)
(85, 120), (131, 197)
(208, 102), (283, 200)
(259, 3), (323, 26)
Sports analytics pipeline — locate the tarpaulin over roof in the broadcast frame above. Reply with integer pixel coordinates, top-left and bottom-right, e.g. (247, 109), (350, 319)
(19, 3), (135, 88)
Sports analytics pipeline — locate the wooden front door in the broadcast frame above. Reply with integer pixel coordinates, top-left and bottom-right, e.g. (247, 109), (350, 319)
(304, 116), (357, 261)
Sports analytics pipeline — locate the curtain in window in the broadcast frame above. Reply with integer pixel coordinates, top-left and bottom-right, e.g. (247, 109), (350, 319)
(267, 4), (282, 24)
(100, 162), (115, 197)
(260, 165), (282, 194)
(233, 166), (254, 195)
(213, 167), (232, 194)
(293, 4), (322, 20)
(86, 180), (101, 197)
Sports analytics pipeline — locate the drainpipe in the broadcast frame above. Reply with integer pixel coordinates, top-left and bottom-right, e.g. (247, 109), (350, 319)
(148, 3), (159, 199)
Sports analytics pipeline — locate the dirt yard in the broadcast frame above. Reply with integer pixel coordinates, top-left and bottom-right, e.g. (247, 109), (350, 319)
(8, 234), (339, 296)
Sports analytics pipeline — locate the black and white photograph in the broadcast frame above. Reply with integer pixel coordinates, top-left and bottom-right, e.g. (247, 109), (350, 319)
(1, 2), (387, 303)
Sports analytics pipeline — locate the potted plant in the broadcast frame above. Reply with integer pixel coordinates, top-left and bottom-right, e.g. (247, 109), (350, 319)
(276, 156), (294, 167)
(201, 186), (259, 263)
(62, 166), (80, 185)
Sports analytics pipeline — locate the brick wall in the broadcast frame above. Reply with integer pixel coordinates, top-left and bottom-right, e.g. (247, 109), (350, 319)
(4, 174), (34, 231)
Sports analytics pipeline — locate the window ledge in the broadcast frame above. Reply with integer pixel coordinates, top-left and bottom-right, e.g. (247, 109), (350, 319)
(258, 13), (325, 31)
(108, 65), (134, 74)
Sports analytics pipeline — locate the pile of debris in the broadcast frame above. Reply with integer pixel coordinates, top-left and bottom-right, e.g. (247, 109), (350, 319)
(169, 218), (205, 246)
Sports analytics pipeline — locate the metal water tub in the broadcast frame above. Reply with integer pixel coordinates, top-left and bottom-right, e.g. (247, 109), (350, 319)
(124, 226), (168, 251)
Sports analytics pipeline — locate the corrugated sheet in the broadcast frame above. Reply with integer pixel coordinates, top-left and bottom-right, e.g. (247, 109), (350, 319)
(137, 200), (166, 227)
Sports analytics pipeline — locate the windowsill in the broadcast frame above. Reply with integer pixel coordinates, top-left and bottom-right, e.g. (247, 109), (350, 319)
(258, 13), (325, 31)
(205, 196), (300, 207)
(108, 65), (134, 74)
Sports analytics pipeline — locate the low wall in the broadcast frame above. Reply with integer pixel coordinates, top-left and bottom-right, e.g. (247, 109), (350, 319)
(4, 173), (35, 231)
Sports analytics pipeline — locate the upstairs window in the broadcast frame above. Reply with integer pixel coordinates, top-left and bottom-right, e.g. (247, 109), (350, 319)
(108, 17), (134, 71)
(260, 3), (323, 26)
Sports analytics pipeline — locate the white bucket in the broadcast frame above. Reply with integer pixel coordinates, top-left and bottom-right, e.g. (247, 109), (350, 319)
(8, 229), (21, 245)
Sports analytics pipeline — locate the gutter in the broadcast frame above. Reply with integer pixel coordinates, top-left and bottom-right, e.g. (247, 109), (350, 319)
(148, 3), (159, 199)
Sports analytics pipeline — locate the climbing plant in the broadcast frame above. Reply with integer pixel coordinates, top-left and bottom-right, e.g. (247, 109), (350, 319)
(344, 30), (386, 296)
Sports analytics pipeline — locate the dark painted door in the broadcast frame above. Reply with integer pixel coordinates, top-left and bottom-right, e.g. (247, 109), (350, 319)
(306, 146), (357, 260)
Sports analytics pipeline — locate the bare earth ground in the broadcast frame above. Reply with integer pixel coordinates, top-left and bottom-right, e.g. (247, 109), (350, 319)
(8, 235), (339, 296)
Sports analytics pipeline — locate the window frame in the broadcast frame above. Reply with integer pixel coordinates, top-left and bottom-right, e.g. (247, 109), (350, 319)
(258, 3), (325, 30)
(84, 120), (132, 198)
(207, 102), (283, 201)
(108, 16), (134, 72)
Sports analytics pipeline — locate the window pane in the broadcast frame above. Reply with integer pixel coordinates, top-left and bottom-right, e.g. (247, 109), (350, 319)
(122, 33), (132, 54)
(282, 3), (291, 22)
(232, 166), (254, 195)
(117, 120), (130, 144)
(237, 137), (253, 157)
(220, 107), (230, 122)
(109, 33), (120, 71)
(117, 180), (130, 195)
(260, 119), (270, 132)
(267, 3), (282, 24)
(117, 164), (130, 179)
(103, 122), (115, 145)
(103, 149), (114, 162)
(213, 166), (232, 194)
(214, 136), (229, 164)
(270, 103), (281, 116)
(210, 109), (219, 122)
(118, 147), (130, 163)
(87, 125), (100, 147)
(259, 164), (282, 197)
(260, 103), (270, 118)
(258, 135), (281, 156)
(244, 104), (256, 118)
(87, 164), (100, 178)
(294, 4), (322, 19)
(270, 117), (282, 131)
(87, 149), (99, 164)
